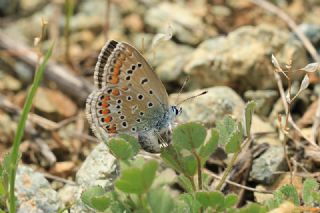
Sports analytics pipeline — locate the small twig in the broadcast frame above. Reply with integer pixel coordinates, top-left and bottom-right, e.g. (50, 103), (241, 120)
(42, 172), (76, 185)
(204, 169), (272, 194)
(274, 71), (294, 184)
(251, 0), (320, 62)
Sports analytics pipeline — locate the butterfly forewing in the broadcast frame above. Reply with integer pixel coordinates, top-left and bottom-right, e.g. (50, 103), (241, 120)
(87, 40), (170, 136)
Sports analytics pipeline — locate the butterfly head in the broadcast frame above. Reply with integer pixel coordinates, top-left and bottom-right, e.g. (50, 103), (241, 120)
(171, 106), (182, 117)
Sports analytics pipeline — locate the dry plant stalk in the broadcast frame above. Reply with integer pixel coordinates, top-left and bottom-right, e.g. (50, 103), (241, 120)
(272, 54), (320, 184)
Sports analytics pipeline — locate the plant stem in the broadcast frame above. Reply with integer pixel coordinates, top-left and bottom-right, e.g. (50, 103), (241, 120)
(215, 138), (249, 191)
(283, 64), (293, 184)
(215, 150), (240, 191)
(138, 194), (149, 212)
(187, 175), (196, 192)
(8, 44), (53, 213)
(192, 149), (202, 191)
(64, 0), (74, 65)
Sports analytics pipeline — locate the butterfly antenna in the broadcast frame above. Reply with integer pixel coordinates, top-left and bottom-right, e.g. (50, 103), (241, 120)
(177, 91), (208, 106)
(175, 76), (190, 105)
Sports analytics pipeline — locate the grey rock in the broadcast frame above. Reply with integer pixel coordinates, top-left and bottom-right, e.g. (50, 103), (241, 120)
(169, 87), (244, 126)
(169, 86), (275, 136)
(297, 24), (320, 46)
(0, 0), (19, 16)
(71, 0), (122, 32)
(144, 40), (193, 82)
(145, 2), (206, 45)
(250, 146), (287, 185)
(15, 166), (61, 213)
(185, 25), (308, 90)
(3, 4), (55, 45)
(68, 143), (119, 212)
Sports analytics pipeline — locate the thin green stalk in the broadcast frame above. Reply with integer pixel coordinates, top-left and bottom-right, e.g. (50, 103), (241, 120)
(215, 138), (249, 191)
(186, 175), (196, 192)
(64, 0), (74, 64)
(192, 149), (202, 191)
(8, 44), (54, 213)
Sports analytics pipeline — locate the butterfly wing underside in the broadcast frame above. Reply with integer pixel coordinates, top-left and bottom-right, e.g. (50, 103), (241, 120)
(86, 40), (170, 141)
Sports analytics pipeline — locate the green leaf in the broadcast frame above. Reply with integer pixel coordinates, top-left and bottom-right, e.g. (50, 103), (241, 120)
(148, 188), (175, 213)
(108, 138), (133, 160)
(224, 194), (238, 209)
(118, 134), (140, 156)
(173, 123), (207, 150)
(91, 194), (111, 211)
(115, 160), (158, 194)
(243, 101), (256, 136)
(195, 191), (210, 208)
(179, 193), (201, 213)
(238, 203), (267, 213)
(195, 191), (224, 209)
(181, 155), (197, 177)
(265, 198), (278, 210)
(311, 191), (320, 204)
(225, 130), (241, 153)
(161, 145), (183, 173)
(81, 186), (107, 209)
(217, 116), (237, 145)
(0, 179), (5, 196)
(199, 129), (219, 162)
(141, 160), (158, 191)
(177, 175), (194, 193)
(277, 184), (300, 206)
(302, 178), (319, 205)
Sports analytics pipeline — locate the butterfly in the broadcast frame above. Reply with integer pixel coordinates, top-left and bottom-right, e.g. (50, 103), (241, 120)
(86, 40), (182, 153)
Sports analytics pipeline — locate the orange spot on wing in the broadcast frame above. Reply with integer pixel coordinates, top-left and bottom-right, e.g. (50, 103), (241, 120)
(105, 116), (112, 123)
(112, 89), (120, 96)
(102, 109), (110, 115)
(108, 125), (117, 133)
(103, 96), (110, 101)
(111, 76), (119, 84)
(102, 103), (108, 108)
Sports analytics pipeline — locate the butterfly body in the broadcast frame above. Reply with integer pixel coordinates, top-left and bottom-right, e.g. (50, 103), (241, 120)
(86, 40), (181, 153)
